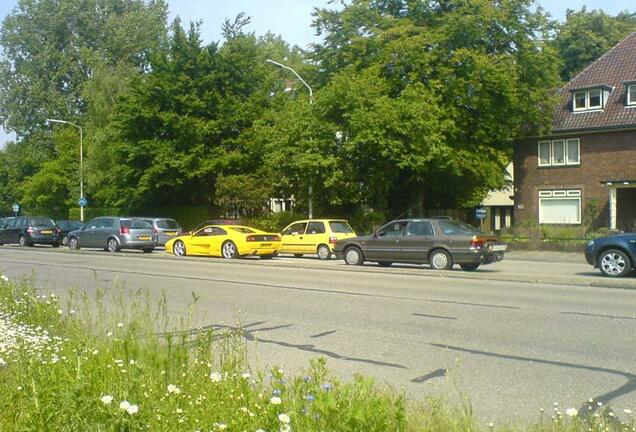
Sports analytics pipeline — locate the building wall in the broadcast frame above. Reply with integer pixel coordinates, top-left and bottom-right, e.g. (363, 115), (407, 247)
(514, 129), (636, 228)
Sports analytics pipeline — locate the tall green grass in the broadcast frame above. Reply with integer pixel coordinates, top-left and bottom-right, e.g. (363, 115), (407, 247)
(0, 274), (633, 432)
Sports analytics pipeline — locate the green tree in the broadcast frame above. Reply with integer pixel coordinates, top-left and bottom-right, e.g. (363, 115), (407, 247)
(554, 8), (636, 81)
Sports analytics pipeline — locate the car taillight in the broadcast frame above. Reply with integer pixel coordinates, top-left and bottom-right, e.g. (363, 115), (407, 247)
(470, 236), (485, 249)
(246, 235), (256, 242)
(55, 228), (61, 234)
(26, 228), (34, 233)
(120, 226), (130, 235)
(272, 235), (281, 242)
(329, 236), (338, 245)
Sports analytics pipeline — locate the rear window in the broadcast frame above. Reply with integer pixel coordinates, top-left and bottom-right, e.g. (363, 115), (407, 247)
(156, 219), (180, 229)
(121, 219), (153, 229)
(30, 217), (55, 227)
(329, 221), (354, 234)
(437, 220), (480, 235)
(230, 227), (255, 234)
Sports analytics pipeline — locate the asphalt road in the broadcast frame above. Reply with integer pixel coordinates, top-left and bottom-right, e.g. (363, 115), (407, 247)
(1, 246), (635, 425)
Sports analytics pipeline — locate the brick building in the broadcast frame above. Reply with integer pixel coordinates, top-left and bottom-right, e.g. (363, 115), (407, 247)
(514, 32), (636, 231)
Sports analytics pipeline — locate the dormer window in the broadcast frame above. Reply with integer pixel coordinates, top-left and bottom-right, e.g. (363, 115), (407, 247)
(628, 84), (636, 106)
(573, 88), (605, 112)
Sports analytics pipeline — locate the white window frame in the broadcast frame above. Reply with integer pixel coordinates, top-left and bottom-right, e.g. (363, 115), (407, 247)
(566, 138), (580, 165)
(628, 84), (636, 106)
(538, 189), (582, 225)
(551, 139), (566, 166)
(538, 140), (551, 167)
(537, 139), (580, 167)
(572, 89), (604, 112)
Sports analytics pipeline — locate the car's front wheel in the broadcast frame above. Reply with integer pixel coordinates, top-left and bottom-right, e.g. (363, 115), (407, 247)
(344, 246), (364, 266)
(221, 241), (238, 259)
(68, 237), (80, 250)
(598, 249), (631, 277)
(173, 240), (186, 257)
(429, 249), (453, 270)
(107, 238), (120, 253)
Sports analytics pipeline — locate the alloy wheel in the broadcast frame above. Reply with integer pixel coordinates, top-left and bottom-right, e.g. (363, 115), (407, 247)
(600, 252), (627, 276)
(222, 241), (237, 259)
(173, 241), (186, 257)
(107, 239), (118, 253)
(344, 247), (361, 265)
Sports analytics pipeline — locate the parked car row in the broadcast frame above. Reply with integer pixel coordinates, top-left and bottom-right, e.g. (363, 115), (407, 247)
(3, 214), (634, 277)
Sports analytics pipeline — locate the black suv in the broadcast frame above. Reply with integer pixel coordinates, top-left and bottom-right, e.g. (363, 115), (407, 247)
(0, 216), (60, 247)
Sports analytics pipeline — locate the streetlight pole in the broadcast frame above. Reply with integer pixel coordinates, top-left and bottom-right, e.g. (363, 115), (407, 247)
(46, 119), (84, 221)
(265, 59), (314, 218)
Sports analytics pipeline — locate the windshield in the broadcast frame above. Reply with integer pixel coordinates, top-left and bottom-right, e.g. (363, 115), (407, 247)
(329, 221), (354, 234)
(156, 219), (180, 229)
(437, 220), (481, 235)
(30, 217), (55, 227)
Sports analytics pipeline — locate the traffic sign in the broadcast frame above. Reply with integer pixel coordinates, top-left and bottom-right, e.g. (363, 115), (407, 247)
(12, 203), (20, 213)
(78, 197), (88, 207)
(475, 207), (487, 220)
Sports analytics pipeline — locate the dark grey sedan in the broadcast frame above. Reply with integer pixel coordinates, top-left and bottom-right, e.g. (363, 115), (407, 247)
(67, 217), (157, 253)
(333, 218), (507, 271)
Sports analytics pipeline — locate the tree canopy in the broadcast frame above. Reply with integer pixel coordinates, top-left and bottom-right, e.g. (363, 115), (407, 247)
(0, 0), (631, 221)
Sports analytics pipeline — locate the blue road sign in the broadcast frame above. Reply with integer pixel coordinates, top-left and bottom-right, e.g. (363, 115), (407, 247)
(475, 208), (487, 220)
(12, 203), (20, 213)
(78, 197), (88, 207)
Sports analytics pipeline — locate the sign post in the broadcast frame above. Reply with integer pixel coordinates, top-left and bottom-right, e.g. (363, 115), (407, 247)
(475, 207), (487, 232)
(78, 197), (87, 221)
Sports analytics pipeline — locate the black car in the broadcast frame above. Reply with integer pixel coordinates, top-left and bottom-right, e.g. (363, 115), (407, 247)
(333, 218), (507, 271)
(585, 232), (636, 277)
(55, 220), (85, 246)
(0, 216), (60, 247)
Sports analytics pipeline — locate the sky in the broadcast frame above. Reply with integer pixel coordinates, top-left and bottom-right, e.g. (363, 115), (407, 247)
(0, 0), (635, 146)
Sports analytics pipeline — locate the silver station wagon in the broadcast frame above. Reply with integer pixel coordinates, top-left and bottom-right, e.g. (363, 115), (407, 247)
(67, 217), (157, 253)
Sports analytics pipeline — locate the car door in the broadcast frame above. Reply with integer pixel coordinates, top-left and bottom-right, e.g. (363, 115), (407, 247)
(188, 226), (227, 256)
(80, 218), (101, 247)
(401, 220), (435, 263)
(364, 221), (407, 261)
(9, 218), (26, 243)
(280, 222), (308, 254)
(303, 221), (327, 254)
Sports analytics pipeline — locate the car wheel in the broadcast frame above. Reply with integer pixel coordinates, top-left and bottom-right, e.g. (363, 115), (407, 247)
(429, 249), (453, 270)
(221, 241), (238, 259)
(344, 246), (364, 266)
(142, 247), (154, 253)
(173, 240), (186, 257)
(107, 238), (120, 253)
(598, 249), (631, 277)
(52, 242), (60, 248)
(377, 261), (393, 267)
(460, 263), (480, 272)
(317, 244), (331, 260)
(294, 254), (303, 258)
(61, 235), (69, 246)
(19, 235), (26, 247)
(68, 237), (80, 250)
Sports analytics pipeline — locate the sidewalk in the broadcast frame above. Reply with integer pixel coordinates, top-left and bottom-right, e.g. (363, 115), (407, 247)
(506, 250), (585, 264)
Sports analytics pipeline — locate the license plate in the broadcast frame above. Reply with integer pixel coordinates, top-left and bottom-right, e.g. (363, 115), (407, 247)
(260, 243), (272, 247)
(138, 236), (151, 241)
(41, 230), (52, 234)
(491, 244), (507, 252)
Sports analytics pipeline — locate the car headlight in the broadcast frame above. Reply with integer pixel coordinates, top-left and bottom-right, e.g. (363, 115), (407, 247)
(587, 240), (595, 248)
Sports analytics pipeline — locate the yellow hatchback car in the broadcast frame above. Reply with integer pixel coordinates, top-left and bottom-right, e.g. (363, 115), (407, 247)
(165, 224), (281, 259)
(279, 219), (357, 260)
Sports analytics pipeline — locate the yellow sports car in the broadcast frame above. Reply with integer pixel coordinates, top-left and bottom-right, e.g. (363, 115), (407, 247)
(165, 224), (282, 259)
